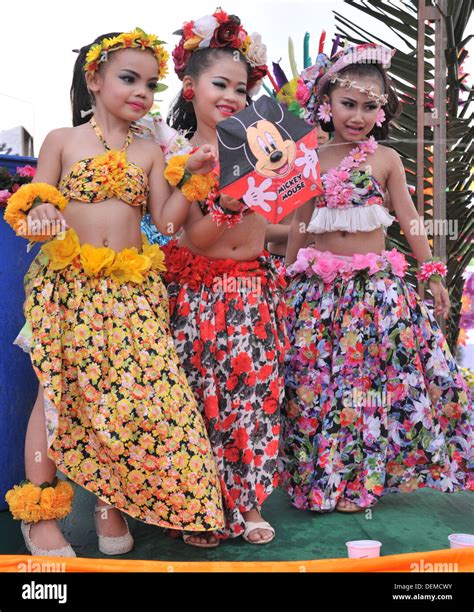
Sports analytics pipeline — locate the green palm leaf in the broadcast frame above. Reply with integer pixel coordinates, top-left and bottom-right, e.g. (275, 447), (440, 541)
(335, 0), (473, 352)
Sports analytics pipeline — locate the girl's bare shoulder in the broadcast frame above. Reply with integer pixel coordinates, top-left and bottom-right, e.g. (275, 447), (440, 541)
(373, 145), (403, 179)
(138, 135), (164, 155)
(43, 125), (88, 147)
(376, 143), (400, 161)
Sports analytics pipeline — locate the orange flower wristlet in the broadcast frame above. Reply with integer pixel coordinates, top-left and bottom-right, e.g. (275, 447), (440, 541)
(4, 182), (68, 241)
(5, 478), (74, 523)
(164, 154), (216, 202)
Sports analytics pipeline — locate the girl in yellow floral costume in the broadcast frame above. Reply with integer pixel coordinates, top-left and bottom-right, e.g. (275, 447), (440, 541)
(4, 28), (224, 557)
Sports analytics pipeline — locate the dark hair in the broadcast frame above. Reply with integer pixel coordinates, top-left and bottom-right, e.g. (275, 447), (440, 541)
(167, 47), (251, 137)
(70, 32), (121, 126)
(319, 63), (401, 141)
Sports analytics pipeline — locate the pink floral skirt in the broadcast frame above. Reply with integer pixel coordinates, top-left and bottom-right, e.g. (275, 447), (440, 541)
(280, 247), (472, 512)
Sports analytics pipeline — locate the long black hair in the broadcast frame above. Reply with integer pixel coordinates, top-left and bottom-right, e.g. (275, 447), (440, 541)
(167, 47), (251, 138)
(318, 62), (401, 141)
(70, 32), (121, 127)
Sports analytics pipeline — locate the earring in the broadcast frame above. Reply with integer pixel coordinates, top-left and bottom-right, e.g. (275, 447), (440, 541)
(183, 87), (195, 101)
(317, 101), (332, 123)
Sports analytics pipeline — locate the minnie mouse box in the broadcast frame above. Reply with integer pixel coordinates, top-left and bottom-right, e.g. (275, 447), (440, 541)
(217, 95), (322, 223)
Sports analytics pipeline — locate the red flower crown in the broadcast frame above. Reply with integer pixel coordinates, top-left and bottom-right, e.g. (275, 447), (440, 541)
(172, 8), (268, 93)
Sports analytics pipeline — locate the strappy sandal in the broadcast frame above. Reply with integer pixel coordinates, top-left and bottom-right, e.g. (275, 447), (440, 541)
(242, 520), (275, 545)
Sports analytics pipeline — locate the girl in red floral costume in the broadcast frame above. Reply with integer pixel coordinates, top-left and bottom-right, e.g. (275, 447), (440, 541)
(161, 9), (289, 546)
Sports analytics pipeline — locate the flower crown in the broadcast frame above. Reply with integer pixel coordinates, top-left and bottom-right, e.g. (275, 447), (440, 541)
(172, 8), (268, 93)
(296, 42), (395, 125)
(84, 27), (169, 81)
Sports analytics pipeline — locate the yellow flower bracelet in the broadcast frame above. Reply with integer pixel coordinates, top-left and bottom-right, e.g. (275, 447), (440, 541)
(164, 154), (217, 202)
(5, 478), (74, 523)
(4, 182), (68, 242)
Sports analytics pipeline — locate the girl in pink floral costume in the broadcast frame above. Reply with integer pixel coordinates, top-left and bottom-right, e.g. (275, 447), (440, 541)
(279, 43), (472, 513)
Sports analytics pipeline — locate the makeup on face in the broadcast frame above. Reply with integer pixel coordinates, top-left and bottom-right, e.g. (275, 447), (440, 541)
(191, 56), (248, 127)
(330, 82), (383, 139)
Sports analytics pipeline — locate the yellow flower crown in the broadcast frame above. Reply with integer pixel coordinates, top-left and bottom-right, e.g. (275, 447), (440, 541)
(84, 27), (169, 81)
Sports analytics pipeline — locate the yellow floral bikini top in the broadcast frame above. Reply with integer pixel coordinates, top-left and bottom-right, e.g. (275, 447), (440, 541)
(58, 117), (149, 213)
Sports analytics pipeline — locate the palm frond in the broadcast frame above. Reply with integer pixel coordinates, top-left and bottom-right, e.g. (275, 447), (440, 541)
(336, 0), (474, 351)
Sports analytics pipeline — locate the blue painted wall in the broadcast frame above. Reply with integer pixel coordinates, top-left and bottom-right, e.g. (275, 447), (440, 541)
(0, 155), (40, 509)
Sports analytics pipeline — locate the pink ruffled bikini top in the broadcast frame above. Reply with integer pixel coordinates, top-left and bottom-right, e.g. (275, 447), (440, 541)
(308, 137), (394, 234)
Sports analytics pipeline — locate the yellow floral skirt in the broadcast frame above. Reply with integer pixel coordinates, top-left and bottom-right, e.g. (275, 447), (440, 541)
(15, 230), (224, 531)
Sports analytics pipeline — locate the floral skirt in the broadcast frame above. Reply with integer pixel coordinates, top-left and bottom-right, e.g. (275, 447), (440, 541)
(141, 213), (173, 247)
(279, 248), (473, 512)
(163, 241), (289, 538)
(15, 231), (224, 531)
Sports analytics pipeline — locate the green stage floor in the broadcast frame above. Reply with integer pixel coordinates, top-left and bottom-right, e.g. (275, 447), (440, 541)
(1, 487), (472, 562)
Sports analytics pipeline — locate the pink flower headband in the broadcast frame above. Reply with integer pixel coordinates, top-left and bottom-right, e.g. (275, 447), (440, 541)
(296, 43), (396, 125)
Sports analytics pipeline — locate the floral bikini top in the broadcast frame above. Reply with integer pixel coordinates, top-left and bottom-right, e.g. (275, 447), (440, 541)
(307, 136), (394, 234)
(58, 117), (149, 213)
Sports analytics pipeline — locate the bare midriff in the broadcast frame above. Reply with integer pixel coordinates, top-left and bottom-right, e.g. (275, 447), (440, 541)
(267, 214), (293, 257)
(312, 227), (386, 256)
(179, 213), (268, 261)
(64, 199), (143, 252)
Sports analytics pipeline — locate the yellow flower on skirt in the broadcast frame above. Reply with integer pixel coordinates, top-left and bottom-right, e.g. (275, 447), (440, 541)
(80, 244), (115, 276)
(142, 241), (167, 272)
(107, 248), (151, 283)
(42, 230), (81, 270)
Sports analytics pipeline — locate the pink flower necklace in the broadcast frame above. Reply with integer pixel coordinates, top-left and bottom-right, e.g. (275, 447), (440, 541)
(323, 136), (378, 209)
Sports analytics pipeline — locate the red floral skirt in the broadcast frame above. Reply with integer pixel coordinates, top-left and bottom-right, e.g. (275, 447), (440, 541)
(163, 241), (289, 538)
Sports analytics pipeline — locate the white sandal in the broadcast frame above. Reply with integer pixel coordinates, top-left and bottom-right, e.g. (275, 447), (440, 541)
(242, 521), (275, 545)
(21, 521), (76, 557)
(94, 506), (134, 555)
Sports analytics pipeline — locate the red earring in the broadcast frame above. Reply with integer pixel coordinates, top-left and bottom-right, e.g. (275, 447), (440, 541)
(183, 87), (194, 101)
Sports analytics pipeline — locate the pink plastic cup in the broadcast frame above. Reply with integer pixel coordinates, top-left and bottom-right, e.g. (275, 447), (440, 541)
(448, 533), (474, 548)
(346, 540), (382, 558)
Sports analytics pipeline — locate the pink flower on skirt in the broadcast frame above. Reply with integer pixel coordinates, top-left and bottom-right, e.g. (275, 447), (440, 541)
(383, 248), (408, 277)
(312, 253), (347, 283)
(352, 252), (381, 275)
(289, 247), (318, 275)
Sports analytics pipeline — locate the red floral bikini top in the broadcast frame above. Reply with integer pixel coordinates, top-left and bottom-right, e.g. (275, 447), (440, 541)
(58, 117), (149, 212)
